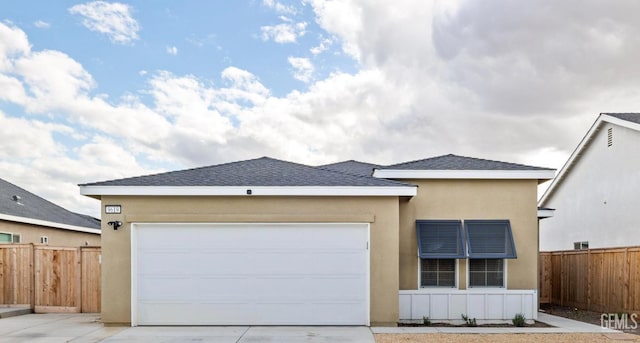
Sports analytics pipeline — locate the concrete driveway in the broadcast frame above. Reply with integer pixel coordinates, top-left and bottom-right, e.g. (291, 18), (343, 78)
(0, 313), (375, 343)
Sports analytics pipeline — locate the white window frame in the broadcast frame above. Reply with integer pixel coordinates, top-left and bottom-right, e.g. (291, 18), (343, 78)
(466, 258), (508, 289)
(40, 236), (49, 244)
(419, 258), (458, 289)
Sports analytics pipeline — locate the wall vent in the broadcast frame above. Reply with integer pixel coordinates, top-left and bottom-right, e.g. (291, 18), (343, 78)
(607, 127), (613, 147)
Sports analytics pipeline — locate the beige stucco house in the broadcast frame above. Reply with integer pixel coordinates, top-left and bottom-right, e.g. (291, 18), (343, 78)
(80, 154), (554, 326)
(1, 178), (100, 247)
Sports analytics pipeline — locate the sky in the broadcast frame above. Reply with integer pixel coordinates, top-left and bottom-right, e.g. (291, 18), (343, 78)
(1, 0), (639, 218)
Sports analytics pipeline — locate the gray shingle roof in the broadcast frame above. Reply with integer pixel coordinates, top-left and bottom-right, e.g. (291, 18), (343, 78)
(381, 154), (553, 171)
(318, 160), (379, 177)
(82, 157), (410, 187)
(604, 113), (640, 124)
(0, 178), (100, 230)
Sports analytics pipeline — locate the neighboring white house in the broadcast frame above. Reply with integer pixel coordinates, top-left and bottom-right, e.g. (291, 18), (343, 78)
(539, 113), (640, 251)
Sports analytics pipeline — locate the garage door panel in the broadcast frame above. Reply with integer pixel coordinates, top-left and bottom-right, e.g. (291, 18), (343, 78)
(134, 223), (369, 325)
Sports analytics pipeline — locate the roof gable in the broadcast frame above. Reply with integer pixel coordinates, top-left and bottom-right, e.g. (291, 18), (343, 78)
(0, 178), (100, 232)
(540, 113), (640, 206)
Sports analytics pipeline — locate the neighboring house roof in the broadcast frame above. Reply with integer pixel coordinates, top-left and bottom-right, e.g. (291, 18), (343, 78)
(539, 113), (640, 206)
(318, 160), (380, 177)
(80, 157), (417, 197)
(607, 112), (640, 125)
(0, 178), (101, 234)
(373, 154), (555, 181)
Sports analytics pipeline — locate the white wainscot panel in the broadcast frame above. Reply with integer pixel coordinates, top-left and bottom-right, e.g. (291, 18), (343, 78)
(399, 289), (538, 323)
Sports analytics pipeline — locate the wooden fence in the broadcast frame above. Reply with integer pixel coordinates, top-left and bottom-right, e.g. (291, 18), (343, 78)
(540, 246), (640, 314)
(0, 244), (101, 313)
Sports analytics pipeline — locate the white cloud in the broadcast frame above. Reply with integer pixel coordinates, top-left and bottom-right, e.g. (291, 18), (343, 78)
(0, 23), (31, 71)
(261, 21), (307, 44)
(288, 57), (314, 83)
(310, 36), (333, 55)
(262, 0), (297, 15)
(33, 20), (51, 29)
(166, 46), (178, 55)
(68, 1), (140, 45)
(4, 1), (640, 216)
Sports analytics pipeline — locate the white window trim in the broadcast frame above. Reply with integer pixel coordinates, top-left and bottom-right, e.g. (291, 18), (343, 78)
(418, 258), (459, 289)
(466, 258), (508, 289)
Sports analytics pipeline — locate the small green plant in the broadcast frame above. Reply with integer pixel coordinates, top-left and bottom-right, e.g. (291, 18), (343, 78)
(512, 313), (526, 327)
(422, 316), (431, 326)
(461, 314), (477, 327)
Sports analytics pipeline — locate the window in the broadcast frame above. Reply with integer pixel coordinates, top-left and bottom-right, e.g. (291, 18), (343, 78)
(12, 234), (20, 243)
(421, 258), (456, 287)
(416, 220), (466, 258)
(465, 220), (517, 259)
(574, 241), (588, 250)
(415, 219), (518, 289)
(0, 232), (14, 243)
(469, 259), (504, 287)
(40, 236), (49, 244)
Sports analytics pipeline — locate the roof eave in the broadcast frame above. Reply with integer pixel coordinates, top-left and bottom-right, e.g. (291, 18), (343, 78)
(0, 213), (101, 234)
(79, 185), (418, 197)
(373, 169), (555, 181)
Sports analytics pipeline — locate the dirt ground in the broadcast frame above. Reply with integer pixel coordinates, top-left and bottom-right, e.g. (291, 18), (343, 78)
(540, 304), (640, 336)
(375, 333), (640, 343)
(375, 304), (640, 342)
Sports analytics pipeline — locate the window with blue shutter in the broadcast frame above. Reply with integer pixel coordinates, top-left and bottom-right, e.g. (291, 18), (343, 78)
(464, 220), (517, 259)
(416, 220), (466, 259)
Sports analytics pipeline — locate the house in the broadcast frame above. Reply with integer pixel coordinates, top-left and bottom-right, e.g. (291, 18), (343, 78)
(0, 178), (100, 246)
(79, 154), (554, 326)
(539, 113), (640, 251)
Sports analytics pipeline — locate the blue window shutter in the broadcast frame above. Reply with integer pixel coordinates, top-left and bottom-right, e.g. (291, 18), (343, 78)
(465, 220), (517, 259)
(416, 220), (466, 258)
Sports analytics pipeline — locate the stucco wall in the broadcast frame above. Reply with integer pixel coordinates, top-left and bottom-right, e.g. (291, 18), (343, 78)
(100, 195), (400, 326)
(398, 179), (539, 291)
(541, 123), (640, 250)
(0, 220), (100, 246)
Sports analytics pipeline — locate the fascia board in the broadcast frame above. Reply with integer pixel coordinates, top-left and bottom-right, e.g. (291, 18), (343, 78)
(0, 213), (101, 234)
(79, 185), (417, 197)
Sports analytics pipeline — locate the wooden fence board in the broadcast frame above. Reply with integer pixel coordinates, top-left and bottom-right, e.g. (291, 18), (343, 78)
(81, 247), (101, 313)
(540, 246), (640, 314)
(0, 245), (100, 313)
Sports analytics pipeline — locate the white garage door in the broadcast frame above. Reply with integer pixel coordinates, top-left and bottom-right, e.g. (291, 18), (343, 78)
(132, 223), (369, 326)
